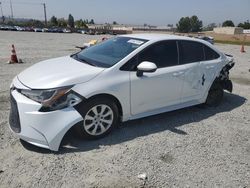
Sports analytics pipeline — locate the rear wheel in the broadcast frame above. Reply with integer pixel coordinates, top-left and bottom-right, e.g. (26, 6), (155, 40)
(76, 98), (119, 139)
(205, 81), (224, 107)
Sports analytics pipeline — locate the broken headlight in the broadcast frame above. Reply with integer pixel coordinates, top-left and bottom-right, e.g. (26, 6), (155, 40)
(20, 86), (82, 112)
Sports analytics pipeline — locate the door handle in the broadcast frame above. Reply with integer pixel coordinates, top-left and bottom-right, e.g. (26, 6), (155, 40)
(206, 65), (215, 69)
(173, 71), (184, 77)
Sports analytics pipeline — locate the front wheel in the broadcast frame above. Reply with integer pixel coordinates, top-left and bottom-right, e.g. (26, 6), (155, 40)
(75, 98), (119, 139)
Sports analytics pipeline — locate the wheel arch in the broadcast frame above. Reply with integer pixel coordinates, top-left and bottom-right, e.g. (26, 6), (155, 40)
(56, 93), (123, 151)
(75, 93), (123, 121)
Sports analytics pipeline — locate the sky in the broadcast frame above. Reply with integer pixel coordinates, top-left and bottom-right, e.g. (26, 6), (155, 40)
(0, 0), (249, 26)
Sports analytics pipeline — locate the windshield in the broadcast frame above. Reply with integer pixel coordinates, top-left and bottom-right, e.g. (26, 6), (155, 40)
(72, 37), (148, 68)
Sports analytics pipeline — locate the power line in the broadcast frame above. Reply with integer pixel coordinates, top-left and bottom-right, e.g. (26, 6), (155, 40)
(0, 2), (5, 23)
(1, 1), (42, 5)
(1, 1), (47, 23)
(0, 2), (4, 18)
(10, 0), (13, 18)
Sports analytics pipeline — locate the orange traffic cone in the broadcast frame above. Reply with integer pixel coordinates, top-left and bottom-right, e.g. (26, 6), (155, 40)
(240, 44), (246, 53)
(9, 44), (19, 64)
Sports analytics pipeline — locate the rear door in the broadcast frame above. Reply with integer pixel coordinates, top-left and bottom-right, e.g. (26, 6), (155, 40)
(199, 45), (221, 94)
(178, 40), (205, 102)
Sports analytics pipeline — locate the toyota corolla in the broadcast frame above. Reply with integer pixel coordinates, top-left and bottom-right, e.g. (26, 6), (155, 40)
(9, 34), (234, 151)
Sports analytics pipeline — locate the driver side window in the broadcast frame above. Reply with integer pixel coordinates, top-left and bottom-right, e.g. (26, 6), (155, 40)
(138, 40), (178, 68)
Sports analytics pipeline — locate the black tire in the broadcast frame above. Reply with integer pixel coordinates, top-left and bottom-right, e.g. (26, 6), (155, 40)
(75, 97), (119, 139)
(205, 81), (224, 107)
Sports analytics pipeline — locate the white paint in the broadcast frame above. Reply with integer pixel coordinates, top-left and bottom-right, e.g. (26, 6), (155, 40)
(10, 34), (231, 151)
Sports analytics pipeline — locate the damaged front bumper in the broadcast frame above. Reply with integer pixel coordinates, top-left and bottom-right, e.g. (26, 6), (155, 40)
(9, 78), (83, 151)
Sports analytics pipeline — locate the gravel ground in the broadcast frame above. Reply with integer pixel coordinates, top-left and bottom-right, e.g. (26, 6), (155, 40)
(0, 31), (250, 188)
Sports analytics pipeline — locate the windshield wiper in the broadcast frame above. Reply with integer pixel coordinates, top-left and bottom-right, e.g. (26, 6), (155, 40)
(73, 54), (96, 67)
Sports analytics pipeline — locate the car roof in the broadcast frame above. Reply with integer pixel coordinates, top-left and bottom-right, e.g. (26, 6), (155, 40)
(123, 33), (204, 43)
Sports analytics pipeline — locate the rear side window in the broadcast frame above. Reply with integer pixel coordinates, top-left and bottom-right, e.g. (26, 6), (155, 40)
(204, 45), (220, 60)
(138, 40), (178, 68)
(179, 40), (204, 64)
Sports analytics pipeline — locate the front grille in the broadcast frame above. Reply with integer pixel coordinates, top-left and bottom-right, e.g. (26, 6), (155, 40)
(9, 92), (21, 133)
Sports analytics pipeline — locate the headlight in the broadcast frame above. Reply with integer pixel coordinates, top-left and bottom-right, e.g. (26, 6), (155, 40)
(19, 86), (82, 112)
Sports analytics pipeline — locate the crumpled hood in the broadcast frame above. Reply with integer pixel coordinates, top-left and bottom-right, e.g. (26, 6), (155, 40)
(17, 56), (104, 89)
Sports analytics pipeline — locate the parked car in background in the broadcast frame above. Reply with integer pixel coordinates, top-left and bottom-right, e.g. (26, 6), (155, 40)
(79, 29), (87, 34)
(87, 29), (95, 35)
(63, 28), (72, 33)
(0, 25), (83, 34)
(34, 28), (43, 32)
(42, 28), (49, 32)
(24, 27), (34, 32)
(6, 25), (17, 31)
(14, 26), (25, 31)
(52, 28), (64, 33)
(0, 25), (8, 30)
(9, 34), (234, 151)
(196, 36), (214, 44)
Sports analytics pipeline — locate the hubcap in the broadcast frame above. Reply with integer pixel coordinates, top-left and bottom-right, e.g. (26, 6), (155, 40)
(83, 104), (114, 136)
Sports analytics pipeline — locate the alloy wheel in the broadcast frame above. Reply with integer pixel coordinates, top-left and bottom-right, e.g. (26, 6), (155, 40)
(83, 104), (114, 136)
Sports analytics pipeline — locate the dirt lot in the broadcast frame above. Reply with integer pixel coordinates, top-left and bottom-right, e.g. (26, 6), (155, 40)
(0, 31), (250, 188)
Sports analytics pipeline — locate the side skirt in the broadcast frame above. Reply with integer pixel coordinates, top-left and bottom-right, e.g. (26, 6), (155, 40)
(126, 99), (204, 121)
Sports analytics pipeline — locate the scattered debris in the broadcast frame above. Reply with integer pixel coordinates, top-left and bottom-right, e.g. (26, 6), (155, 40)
(138, 173), (148, 187)
(18, 59), (24, 63)
(160, 153), (174, 164)
(138, 173), (147, 181)
(75, 39), (98, 50)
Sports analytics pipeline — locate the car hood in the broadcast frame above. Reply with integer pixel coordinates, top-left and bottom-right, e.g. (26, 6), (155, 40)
(17, 56), (105, 89)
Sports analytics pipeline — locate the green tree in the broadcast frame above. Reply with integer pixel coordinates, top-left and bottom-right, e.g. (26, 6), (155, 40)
(75, 19), (88, 28)
(238, 20), (250, 29)
(6, 20), (14, 26)
(176, 17), (191, 33)
(57, 18), (67, 27)
(89, 19), (95, 24)
(32, 20), (45, 27)
(75, 20), (81, 28)
(84, 19), (89, 24)
(50, 16), (58, 26)
(2, 16), (5, 23)
(113, 21), (118, 25)
(222, 20), (235, 27)
(203, 23), (217, 31)
(177, 15), (203, 33)
(68, 14), (75, 28)
(190, 15), (203, 32)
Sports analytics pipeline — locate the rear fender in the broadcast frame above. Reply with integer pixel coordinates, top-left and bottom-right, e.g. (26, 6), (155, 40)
(218, 55), (235, 92)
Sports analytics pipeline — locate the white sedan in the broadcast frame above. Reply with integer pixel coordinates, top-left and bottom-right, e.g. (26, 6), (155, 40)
(9, 34), (234, 151)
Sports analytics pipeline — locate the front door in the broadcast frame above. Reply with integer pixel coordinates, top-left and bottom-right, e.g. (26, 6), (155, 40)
(130, 40), (184, 115)
(130, 65), (185, 115)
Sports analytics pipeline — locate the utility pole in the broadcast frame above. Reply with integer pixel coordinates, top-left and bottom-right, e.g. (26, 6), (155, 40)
(0, 2), (3, 17)
(0, 2), (4, 23)
(42, 3), (47, 26)
(9, 0), (13, 19)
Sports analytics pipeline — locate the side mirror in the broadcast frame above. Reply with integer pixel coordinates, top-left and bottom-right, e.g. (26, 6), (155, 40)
(137, 61), (157, 77)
